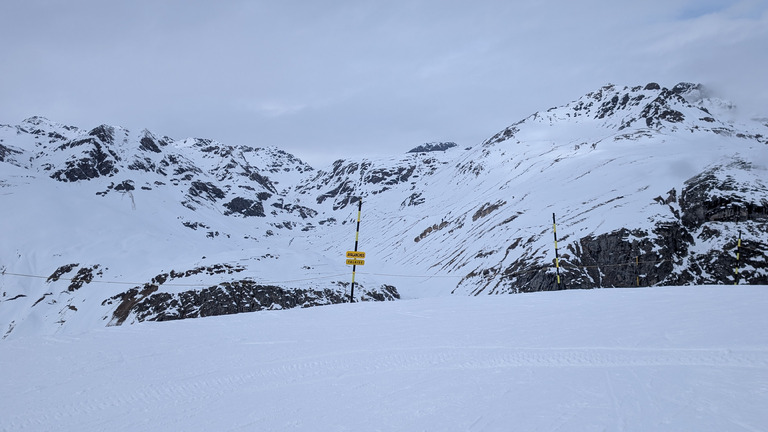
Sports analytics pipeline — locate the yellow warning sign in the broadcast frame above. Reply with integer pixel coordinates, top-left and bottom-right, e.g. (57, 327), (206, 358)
(346, 259), (365, 266)
(346, 251), (366, 259)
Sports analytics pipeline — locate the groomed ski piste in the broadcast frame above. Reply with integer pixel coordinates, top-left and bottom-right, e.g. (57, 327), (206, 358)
(2, 285), (767, 431)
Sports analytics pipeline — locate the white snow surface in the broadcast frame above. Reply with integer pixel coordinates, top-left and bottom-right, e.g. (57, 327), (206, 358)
(2, 285), (767, 432)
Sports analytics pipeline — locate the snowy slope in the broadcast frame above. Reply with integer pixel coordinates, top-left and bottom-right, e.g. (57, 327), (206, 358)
(1, 285), (767, 431)
(1, 82), (767, 339)
(0, 118), (397, 339)
(293, 82), (768, 295)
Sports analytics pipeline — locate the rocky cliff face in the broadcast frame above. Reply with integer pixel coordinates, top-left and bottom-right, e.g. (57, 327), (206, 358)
(103, 274), (399, 326)
(461, 157), (768, 294)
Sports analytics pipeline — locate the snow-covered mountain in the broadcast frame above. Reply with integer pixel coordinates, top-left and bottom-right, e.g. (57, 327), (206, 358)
(1, 82), (766, 339)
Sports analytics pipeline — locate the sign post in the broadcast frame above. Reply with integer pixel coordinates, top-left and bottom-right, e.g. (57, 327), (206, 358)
(553, 213), (562, 290)
(734, 211), (741, 285)
(347, 199), (363, 302)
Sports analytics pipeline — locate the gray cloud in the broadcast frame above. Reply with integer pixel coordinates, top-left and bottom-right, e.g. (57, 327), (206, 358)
(1, 0), (766, 166)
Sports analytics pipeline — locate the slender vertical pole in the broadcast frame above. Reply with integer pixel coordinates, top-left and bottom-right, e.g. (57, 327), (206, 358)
(636, 256), (640, 287)
(350, 198), (362, 302)
(734, 217), (741, 286)
(552, 213), (561, 290)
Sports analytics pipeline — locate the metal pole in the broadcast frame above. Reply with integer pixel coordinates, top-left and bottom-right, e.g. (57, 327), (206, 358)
(735, 212), (741, 285)
(553, 213), (561, 290)
(350, 198), (362, 302)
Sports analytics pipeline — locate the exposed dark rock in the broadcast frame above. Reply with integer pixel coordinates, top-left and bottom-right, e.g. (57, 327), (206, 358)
(182, 221), (210, 230)
(415, 220), (450, 243)
(472, 201), (506, 222)
(671, 82), (700, 94)
(159, 154), (200, 178)
(597, 94), (626, 119)
(139, 136), (162, 153)
(680, 161), (768, 230)
(88, 125), (115, 145)
(456, 159), (485, 176)
(482, 121), (523, 146)
(152, 273), (169, 285)
(103, 264), (247, 325)
(688, 237), (767, 285)
(167, 264), (245, 279)
(66, 265), (101, 291)
(271, 200), (318, 219)
(114, 180), (135, 191)
(105, 279), (399, 324)
(246, 171), (277, 194)
(360, 284), (400, 301)
(223, 197), (266, 217)
(51, 138), (120, 182)
(47, 263), (80, 282)
(188, 181), (226, 202)
(462, 160), (768, 294)
(567, 228), (673, 289)
(640, 89), (686, 128)
(367, 165), (416, 186)
(32, 293), (51, 307)
(127, 157), (157, 172)
(464, 224), (685, 294)
(0, 144), (22, 163)
(304, 154), (430, 210)
(402, 192), (425, 207)
(407, 142), (458, 153)
(317, 180), (356, 209)
(104, 284), (160, 326)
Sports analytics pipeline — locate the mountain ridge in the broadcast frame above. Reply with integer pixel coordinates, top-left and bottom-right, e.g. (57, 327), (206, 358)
(1, 81), (766, 339)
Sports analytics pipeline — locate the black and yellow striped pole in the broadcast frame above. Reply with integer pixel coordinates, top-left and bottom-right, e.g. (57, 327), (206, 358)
(349, 198), (363, 302)
(552, 213), (561, 290)
(735, 229), (742, 285)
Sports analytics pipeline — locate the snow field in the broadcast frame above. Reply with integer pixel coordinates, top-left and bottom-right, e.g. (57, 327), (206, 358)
(1, 285), (767, 431)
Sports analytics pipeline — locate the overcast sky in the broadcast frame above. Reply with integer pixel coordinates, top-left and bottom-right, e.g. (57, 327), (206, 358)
(1, 0), (766, 166)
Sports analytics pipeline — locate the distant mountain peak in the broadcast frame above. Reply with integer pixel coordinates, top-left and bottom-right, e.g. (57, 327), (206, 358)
(407, 142), (458, 153)
(22, 115), (52, 125)
(482, 81), (747, 147)
(19, 116), (80, 134)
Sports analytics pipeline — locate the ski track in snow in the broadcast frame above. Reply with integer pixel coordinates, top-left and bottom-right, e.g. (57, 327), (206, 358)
(2, 286), (768, 432)
(5, 348), (767, 431)
(5, 348), (766, 431)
